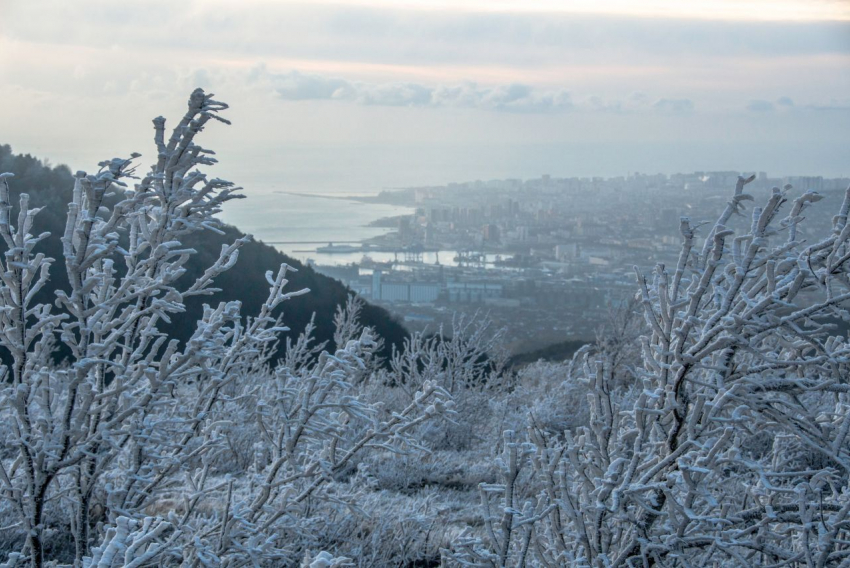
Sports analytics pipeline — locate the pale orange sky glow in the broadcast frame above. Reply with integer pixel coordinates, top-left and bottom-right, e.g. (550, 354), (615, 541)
(276, 0), (850, 21)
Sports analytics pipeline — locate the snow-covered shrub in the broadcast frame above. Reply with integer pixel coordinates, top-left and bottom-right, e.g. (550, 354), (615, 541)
(359, 449), (496, 496)
(445, 176), (850, 566)
(508, 361), (593, 436)
(298, 488), (448, 567)
(0, 90), (452, 567)
(388, 312), (507, 397)
(381, 314), (508, 455)
(332, 295), (385, 383)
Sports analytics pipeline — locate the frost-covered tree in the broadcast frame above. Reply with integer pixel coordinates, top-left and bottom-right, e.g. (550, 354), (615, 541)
(446, 176), (850, 566)
(0, 90), (452, 567)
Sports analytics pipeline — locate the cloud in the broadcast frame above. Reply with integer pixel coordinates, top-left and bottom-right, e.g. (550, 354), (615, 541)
(586, 95), (623, 113)
(629, 92), (651, 105)
(266, 70), (573, 113)
(745, 97), (802, 112)
(583, 92), (676, 113)
(357, 82), (432, 106)
(263, 69), (713, 116)
(652, 98), (695, 113)
(274, 71), (355, 101)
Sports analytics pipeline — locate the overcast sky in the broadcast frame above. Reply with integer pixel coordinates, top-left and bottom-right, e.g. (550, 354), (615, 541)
(1, 0), (848, 191)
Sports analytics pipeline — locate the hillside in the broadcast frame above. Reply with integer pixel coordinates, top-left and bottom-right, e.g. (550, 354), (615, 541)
(0, 144), (408, 360)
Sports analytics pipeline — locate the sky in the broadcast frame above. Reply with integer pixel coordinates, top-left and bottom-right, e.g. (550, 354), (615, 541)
(1, 0), (848, 192)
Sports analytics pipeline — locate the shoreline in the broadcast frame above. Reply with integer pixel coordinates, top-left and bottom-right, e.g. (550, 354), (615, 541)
(273, 189), (415, 206)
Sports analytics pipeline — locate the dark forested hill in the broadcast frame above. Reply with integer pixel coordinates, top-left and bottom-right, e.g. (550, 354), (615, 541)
(0, 144), (408, 361)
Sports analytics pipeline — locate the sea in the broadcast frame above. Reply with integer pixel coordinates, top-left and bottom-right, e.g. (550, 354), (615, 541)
(218, 187), (413, 266)
(218, 188), (508, 269)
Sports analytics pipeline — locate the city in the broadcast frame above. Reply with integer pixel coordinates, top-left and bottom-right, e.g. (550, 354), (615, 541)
(309, 171), (848, 353)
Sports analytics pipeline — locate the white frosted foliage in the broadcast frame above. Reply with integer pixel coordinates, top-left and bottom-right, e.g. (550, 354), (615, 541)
(0, 90), (452, 567)
(444, 176), (850, 567)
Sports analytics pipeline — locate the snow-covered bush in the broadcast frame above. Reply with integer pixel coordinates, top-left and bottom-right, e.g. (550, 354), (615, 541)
(0, 90), (452, 567)
(514, 361), (592, 435)
(382, 314), (508, 453)
(388, 313), (507, 397)
(446, 176), (850, 566)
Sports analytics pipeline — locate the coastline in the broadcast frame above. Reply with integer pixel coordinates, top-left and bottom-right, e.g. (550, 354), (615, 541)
(274, 188), (416, 207)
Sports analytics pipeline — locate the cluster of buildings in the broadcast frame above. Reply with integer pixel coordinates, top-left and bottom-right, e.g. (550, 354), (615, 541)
(315, 171), (848, 352)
